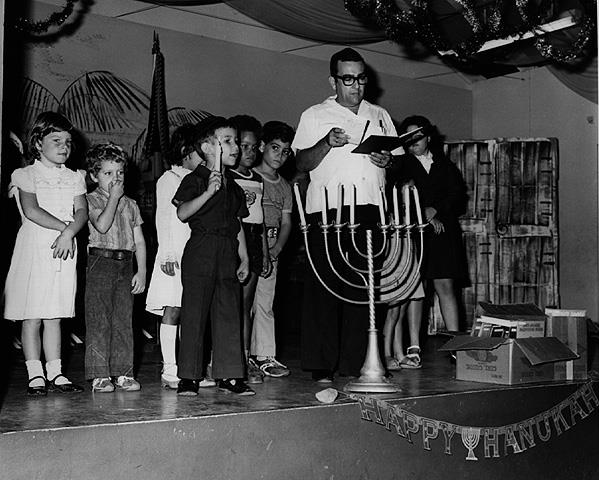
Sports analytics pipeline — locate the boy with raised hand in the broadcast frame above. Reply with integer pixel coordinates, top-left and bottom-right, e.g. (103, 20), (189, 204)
(173, 116), (254, 396)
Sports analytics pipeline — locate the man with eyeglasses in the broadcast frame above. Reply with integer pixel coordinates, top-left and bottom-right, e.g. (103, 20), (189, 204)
(291, 47), (399, 383)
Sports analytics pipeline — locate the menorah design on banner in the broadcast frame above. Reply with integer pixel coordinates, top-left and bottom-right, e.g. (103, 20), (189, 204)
(293, 182), (427, 393)
(461, 427), (481, 461)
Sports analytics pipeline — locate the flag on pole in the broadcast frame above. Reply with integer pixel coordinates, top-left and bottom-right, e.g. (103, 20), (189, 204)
(143, 32), (169, 179)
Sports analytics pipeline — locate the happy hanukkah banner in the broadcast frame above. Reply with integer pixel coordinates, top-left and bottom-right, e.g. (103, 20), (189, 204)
(356, 382), (598, 460)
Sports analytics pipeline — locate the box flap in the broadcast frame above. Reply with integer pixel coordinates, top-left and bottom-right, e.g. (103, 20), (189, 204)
(477, 302), (546, 320)
(439, 336), (509, 351)
(516, 337), (579, 365)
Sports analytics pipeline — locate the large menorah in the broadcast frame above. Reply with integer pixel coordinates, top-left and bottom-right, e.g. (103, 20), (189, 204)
(293, 183), (427, 393)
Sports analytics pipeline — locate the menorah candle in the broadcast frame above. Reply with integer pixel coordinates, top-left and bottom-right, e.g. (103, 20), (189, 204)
(349, 184), (355, 224)
(293, 183), (307, 226)
(392, 185), (400, 224)
(378, 187), (386, 225)
(336, 183), (343, 225)
(214, 141), (222, 173)
(320, 186), (328, 224)
(403, 184), (411, 225)
(413, 187), (424, 224)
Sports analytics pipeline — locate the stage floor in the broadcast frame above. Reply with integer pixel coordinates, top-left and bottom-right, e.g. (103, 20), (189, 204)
(1, 333), (592, 434)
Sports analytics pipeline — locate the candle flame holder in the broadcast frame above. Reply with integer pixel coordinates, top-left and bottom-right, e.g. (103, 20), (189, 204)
(294, 183), (426, 393)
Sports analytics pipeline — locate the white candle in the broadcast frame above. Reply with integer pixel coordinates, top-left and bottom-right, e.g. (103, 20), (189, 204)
(392, 185), (400, 224)
(336, 183), (343, 225)
(349, 184), (355, 224)
(320, 186), (328, 224)
(214, 140), (222, 173)
(293, 183), (307, 226)
(378, 187), (386, 225)
(403, 184), (411, 225)
(413, 186), (424, 224)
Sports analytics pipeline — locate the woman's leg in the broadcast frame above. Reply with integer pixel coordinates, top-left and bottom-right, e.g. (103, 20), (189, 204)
(406, 299), (423, 349)
(433, 278), (459, 332)
(383, 305), (400, 359)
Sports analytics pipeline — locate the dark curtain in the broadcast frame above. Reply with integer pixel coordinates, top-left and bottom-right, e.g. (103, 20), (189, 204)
(140, 0), (597, 103)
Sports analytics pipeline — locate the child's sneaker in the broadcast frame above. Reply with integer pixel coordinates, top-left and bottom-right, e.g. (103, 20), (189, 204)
(115, 375), (141, 391)
(92, 377), (115, 393)
(218, 378), (255, 396)
(247, 358), (264, 384)
(251, 357), (290, 378)
(199, 377), (216, 388)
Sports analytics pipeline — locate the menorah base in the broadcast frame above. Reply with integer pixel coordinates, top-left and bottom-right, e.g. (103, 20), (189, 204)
(343, 375), (402, 393)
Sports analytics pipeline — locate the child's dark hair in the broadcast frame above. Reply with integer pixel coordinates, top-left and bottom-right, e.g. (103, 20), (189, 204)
(168, 123), (197, 166)
(261, 121), (295, 145)
(399, 115), (433, 136)
(28, 111), (74, 161)
(86, 142), (129, 176)
(193, 116), (237, 161)
(229, 115), (262, 140)
(399, 115), (441, 153)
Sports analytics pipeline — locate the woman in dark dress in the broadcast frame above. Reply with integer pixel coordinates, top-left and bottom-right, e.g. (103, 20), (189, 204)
(386, 115), (467, 363)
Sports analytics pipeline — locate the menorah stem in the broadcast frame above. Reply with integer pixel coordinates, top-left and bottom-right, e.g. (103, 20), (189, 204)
(344, 230), (401, 393)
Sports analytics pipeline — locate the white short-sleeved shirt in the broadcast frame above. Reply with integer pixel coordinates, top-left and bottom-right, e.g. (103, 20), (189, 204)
(291, 96), (399, 214)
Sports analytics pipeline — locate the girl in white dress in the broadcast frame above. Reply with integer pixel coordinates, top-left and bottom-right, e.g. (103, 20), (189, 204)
(145, 124), (204, 389)
(4, 112), (88, 395)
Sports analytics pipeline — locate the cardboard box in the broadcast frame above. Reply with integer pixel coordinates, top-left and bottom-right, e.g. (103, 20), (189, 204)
(475, 302), (546, 338)
(545, 308), (588, 380)
(439, 336), (578, 385)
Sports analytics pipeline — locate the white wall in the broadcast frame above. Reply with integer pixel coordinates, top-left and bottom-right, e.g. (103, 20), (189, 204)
(473, 68), (599, 322)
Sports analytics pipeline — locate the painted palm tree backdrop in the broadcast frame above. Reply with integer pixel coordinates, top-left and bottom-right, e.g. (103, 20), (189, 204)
(15, 72), (211, 169)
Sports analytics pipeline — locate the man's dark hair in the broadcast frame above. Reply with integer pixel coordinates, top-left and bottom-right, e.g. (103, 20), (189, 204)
(329, 48), (365, 77)
(261, 121), (295, 145)
(229, 114), (262, 140)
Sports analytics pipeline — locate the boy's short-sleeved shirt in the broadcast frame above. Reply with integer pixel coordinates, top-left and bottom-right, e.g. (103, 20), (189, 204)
(255, 170), (292, 229)
(172, 165), (248, 236)
(87, 188), (143, 251)
(230, 169), (264, 225)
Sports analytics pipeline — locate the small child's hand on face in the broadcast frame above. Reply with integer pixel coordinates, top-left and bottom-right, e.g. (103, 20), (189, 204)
(206, 171), (222, 196)
(109, 178), (125, 200)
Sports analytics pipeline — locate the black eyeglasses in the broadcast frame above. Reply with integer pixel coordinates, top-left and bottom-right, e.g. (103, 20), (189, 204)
(334, 73), (368, 86)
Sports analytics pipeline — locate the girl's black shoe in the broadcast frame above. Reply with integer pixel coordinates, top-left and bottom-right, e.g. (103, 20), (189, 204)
(27, 376), (47, 396)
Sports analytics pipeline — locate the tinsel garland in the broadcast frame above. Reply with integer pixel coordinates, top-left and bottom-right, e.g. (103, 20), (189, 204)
(14, 0), (77, 34)
(345, 0), (597, 64)
(535, 14), (597, 62)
